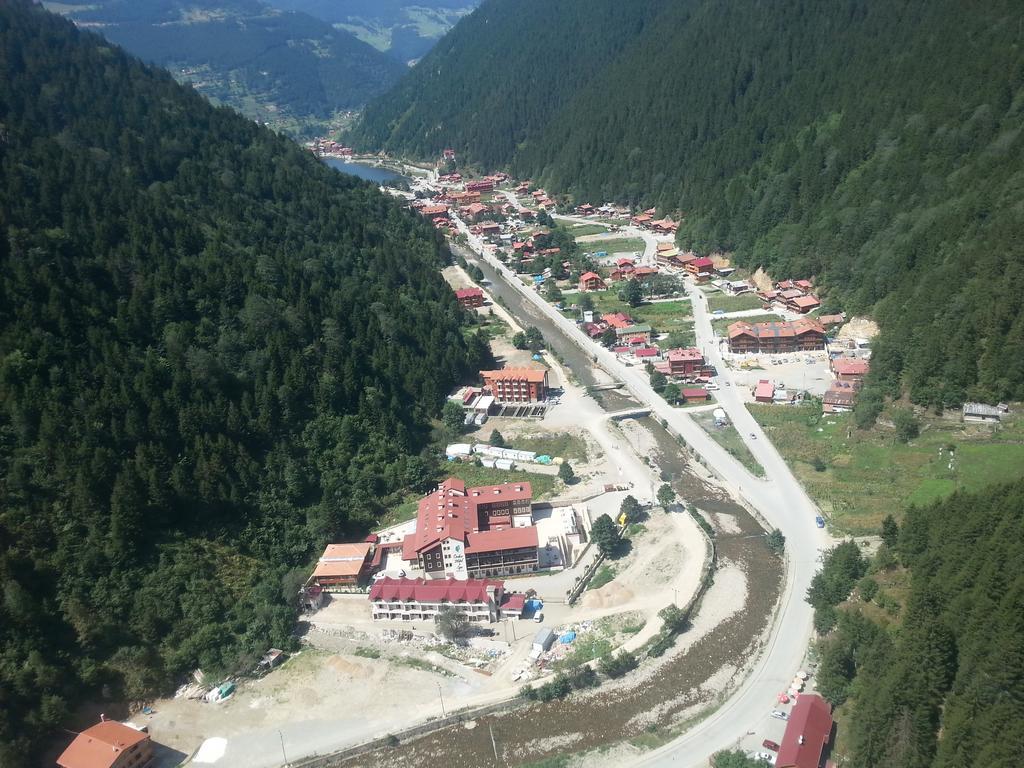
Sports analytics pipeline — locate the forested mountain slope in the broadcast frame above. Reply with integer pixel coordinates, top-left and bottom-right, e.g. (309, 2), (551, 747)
(48, 0), (407, 136)
(0, 3), (478, 764)
(268, 0), (481, 63)
(351, 0), (1024, 409)
(812, 481), (1024, 766)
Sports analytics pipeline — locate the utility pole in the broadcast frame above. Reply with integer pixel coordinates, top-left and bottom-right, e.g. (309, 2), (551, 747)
(278, 730), (289, 767)
(437, 683), (446, 718)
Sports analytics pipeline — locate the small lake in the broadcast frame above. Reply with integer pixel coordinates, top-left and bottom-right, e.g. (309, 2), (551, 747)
(322, 157), (408, 184)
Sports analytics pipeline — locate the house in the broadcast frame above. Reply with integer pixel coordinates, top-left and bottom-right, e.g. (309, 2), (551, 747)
(666, 347), (705, 377)
(462, 202), (490, 221)
(57, 720), (154, 768)
(788, 294), (821, 314)
(634, 346), (660, 359)
(962, 402), (1005, 423)
(369, 577), (525, 622)
(578, 271), (606, 291)
(602, 312), (634, 329)
(684, 257), (715, 281)
(726, 280), (753, 295)
(681, 387), (709, 404)
(776, 693), (833, 768)
(630, 213), (652, 227)
(401, 478), (540, 578)
(754, 380), (775, 403)
(818, 313), (846, 327)
(632, 266), (659, 279)
(615, 324), (653, 345)
(831, 357), (869, 382)
(617, 258), (636, 270)
(823, 382), (857, 412)
(481, 368), (549, 402)
(466, 179), (495, 193)
(650, 218), (678, 233)
(455, 287), (485, 308)
(418, 204), (449, 219)
(308, 542), (374, 589)
(727, 319), (826, 354)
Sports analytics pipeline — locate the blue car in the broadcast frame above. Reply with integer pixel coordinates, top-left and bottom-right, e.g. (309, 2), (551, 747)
(815, 516), (826, 529)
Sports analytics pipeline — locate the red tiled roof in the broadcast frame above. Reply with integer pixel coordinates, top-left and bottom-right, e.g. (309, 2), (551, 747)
(633, 266), (658, 277)
(634, 347), (660, 357)
(780, 288), (805, 300)
(728, 319), (825, 340)
(312, 543), (372, 579)
(481, 368), (547, 383)
(466, 526), (538, 554)
(57, 722), (149, 768)
(455, 287), (484, 299)
(369, 577), (503, 604)
(791, 295), (820, 308)
(617, 258), (636, 267)
(667, 347), (703, 362)
(755, 380), (775, 400)
(602, 312), (633, 329)
(682, 388), (709, 399)
(690, 257), (714, 269)
(411, 479), (533, 555)
(776, 694), (833, 768)
(832, 358), (869, 376)
(579, 271), (602, 282)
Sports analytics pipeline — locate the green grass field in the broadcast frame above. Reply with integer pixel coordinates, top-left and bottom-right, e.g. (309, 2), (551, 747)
(579, 291), (692, 335)
(580, 237), (646, 255)
(692, 411), (766, 477)
(507, 432), (589, 462)
(569, 223), (610, 237)
(749, 403), (1024, 533)
(706, 293), (764, 313)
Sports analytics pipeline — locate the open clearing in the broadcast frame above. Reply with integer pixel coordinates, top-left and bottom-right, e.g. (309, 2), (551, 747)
(691, 411), (766, 477)
(750, 403), (1024, 532)
(706, 293), (764, 313)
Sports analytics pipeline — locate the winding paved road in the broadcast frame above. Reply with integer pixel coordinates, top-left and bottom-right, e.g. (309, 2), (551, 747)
(454, 217), (830, 766)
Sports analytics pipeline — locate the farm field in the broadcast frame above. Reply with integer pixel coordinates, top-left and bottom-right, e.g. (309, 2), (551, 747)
(749, 403), (1024, 533)
(706, 293), (764, 313)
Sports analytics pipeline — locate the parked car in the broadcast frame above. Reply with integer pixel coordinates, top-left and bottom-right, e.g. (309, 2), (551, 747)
(770, 709), (789, 721)
(534, 612), (544, 623)
(815, 515), (826, 528)
(762, 739), (780, 751)
(748, 751), (776, 764)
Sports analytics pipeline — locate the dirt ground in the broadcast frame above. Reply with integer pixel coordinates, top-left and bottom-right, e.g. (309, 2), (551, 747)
(836, 315), (880, 341)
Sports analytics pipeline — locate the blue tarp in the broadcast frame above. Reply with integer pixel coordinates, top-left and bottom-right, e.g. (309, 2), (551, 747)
(559, 631), (576, 644)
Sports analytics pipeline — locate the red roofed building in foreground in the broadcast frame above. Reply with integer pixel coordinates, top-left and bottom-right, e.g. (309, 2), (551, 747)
(57, 720), (153, 768)
(369, 577), (526, 622)
(776, 693), (834, 768)
(481, 367), (549, 402)
(402, 478), (540, 579)
(666, 347), (706, 377)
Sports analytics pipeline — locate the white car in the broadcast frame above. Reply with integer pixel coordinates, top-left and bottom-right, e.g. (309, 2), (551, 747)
(769, 709), (788, 720)
(748, 751), (776, 764)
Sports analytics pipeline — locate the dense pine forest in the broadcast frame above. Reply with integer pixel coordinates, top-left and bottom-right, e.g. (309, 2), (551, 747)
(350, 0), (1024, 410)
(809, 481), (1024, 767)
(0, 3), (480, 763)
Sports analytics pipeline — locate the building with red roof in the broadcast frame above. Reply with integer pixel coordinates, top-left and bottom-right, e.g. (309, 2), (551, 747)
(776, 694), (834, 768)
(465, 179), (495, 192)
(831, 357), (869, 381)
(602, 312), (633, 329)
(788, 294), (821, 313)
(754, 379), (776, 403)
(402, 479), (539, 579)
(481, 367), (549, 402)
(666, 347), (706, 377)
(57, 720), (153, 768)
(684, 257), (715, 281)
(369, 577), (525, 622)
(578, 271), (606, 291)
(728, 319), (826, 354)
(455, 286), (485, 308)
(681, 387), (710, 403)
(308, 542), (374, 589)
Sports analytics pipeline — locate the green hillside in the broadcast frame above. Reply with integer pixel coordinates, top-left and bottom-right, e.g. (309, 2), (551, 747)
(350, 0), (1024, 409)
(48, 0), (407, 136)
(0, 2), (479, 763)
(810, 481), (1024, 766)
